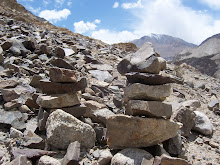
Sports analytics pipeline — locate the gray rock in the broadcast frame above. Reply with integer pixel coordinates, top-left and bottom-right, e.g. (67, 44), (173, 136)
(46, 109), (96, 149)
(111, 148), (153, 165)
(124, 83), (171, 102)
(171, 106), (195, 137)
(38, 108), (49, 131)
(50, 58), (74, 70)
(98, 149), (113, 165)
(22, 131), (45, 149)
(117, 42), (163, 75)
(89, 70), (113, 83)
(7, 155), (32, 165)
(10, 127), (23, 138)
(107, 115), (179, 149)
(62, 141), (80, 165)
(55, 47), (65, 58)
(192, 111), (213, 135)
(0, 109), (23, 125)
(36, 93), (80, 108)
(91, 108), (115, 125)
(49, 67), (77, 83)
(153, 154), (190, 165)
(208, 96), (219, 113)
(125, 100), (172, 118)
(181, 100), (201, 109)
(38, 155), (61, 165)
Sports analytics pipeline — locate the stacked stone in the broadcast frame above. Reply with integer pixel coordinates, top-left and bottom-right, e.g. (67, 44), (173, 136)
(106, 43), (181, 149)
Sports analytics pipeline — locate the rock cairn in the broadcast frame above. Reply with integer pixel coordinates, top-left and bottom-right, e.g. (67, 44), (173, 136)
(107, 43), (180, 149)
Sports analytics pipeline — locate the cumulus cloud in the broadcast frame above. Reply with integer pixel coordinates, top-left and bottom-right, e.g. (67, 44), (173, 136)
(91, 29), (138, 44)
(39, 9), (71, 23)
(121, 0), (143, 9)
(199, 0), (220, 10)
(74, 19), (101, 34)
(113, 2), (119, 8)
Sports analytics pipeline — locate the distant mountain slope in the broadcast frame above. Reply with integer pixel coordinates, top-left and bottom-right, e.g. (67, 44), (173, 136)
(174, 33), (220, 79)
(131, 34), (197, 59)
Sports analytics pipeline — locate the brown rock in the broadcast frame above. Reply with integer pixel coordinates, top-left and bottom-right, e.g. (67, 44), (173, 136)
(124, 83), (172, 102)
(106, 115), (179, 149)
(50, 58), (74, 70)
(125, 72), (183, 85)
(49, 67), (77, 83)
(38, 108), (49, 131)
(57, 104), (88, 118)
(0, 79), (18, 89)
(55, 47), (65, 58)
(62, 141), (80, 165)
(125, 100), (172, 118)
(36, 93), (80, 108)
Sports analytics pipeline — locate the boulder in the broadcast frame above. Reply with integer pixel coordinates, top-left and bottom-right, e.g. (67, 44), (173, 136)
(125, 72), (183, 85)
(192, 111), (213, 135)
(106, 115), (179, 149)
(39, 78), (87, 94)
(117, 42), (162, 75)
(38, 155), (61, 165)
(171, 106), (195, 137)
(36, 93), (80, 108)
(49, 67), (77, 83)
(111, 148), (153, 165)
(89, 70), (113, 83)
(125, 100), (172, 118)
(46, 109), (96, 149)
(124, 83), (171, 102)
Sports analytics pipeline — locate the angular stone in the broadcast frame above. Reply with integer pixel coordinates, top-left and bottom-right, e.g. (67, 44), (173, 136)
(192, 111), (213, 135)
(38, 155), (61, 165)
(208, 96), (219, 113)
(50, 58), (74, 70)
(39, 78), (87, 94)
(4, 99), (22, 110)
(1, 41), (12, 51)
(94, 127), (107, 145)
(111, 148), (153, 165)
(84, 100), (106, 111)
(55, 47), (65, 58)
(0, 53), (3, 63)
(25, 93), (40, 109)
(46, 109), (96, 149)
(91, 108), (115, 125)
(106, 115), (179, 149)
(62, 141), (80, 165)
(125, 72), (183, 85)
(181, 100), (201, 109)
(12, 148), (56, 160)
(22, 131), (45, 150)
(22, 40), (36, 52)
(30, 75), (43, 88)
(0, 79), (18, 89)
(38, 108), (49, 131)
(171, 106), (195, 137)
(63, 48), (75, 56)
(98, 149), (113, 165)
(57, 104), (88, 118)
(10, 127), (23, 138)
(7, 155), (32, 165)
(124, 83), (172, 102)
(49, 67), (77, 83)
(0, 109), (23, 125)
(117, 43), (162, 75)
(36, 93), (80, 108)
(153, 154), (191, 165)
(125, 100), (172, 118)
(89, 70), (113, 83)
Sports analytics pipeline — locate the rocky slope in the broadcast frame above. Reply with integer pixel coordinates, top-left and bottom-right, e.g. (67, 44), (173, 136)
(131, 34), (196, 60)
(0, 0), (219, 165)
(174, 34), (220, 79)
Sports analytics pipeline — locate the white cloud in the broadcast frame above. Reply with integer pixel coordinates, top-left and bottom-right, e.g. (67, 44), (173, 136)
(121, 0), (143, 9)
(91, 29), (139, 44)
(113, 2), (119, 8)
(55, 0), (65, 5)
(74, 19), (101, 34)
(199, 0), (220, 10)
(39, 9), (71, 23)
(43, 0), (50, 5)
(27, 5), (41, 14)
(67, 1), (72, 6)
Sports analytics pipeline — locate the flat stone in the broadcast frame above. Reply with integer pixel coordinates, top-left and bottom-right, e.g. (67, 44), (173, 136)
(0, 109), (23, 125)
(125, 72), (183, 85)
(38, 155), (61, 165)
(89, 70), (113, 83)
(106, 114), (179, 149)
(124, 83), (172, 102)
(50, 58), (74, 70)
(125, 100), (172, 118)
(22, 131), (45, 149)
(4, 99), (22, 110)
(91, 108), (115, 125)
(192, 111), (213, 135)
(62, 141), (80, 165)
(7, 155), (32, 165)
(10, 127), (23, 138)
(36, 93), (80, 108)
(49, 67), (77, 83)
(153, 154), (191, 165)
(39, 78), (87, 94)
(0, 79), (18, 89)
(55, 47), (65, 58)
(57, 104), (88, 118)
(111, 148), (153, 165)
(89, 64), (113, 71)
(46, 109), (96, 149)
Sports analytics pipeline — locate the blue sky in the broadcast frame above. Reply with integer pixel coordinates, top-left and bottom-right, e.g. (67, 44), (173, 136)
(17, 0), (220, 45)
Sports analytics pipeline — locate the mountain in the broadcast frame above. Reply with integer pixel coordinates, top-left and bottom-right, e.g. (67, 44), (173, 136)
(174, 33), (220, 79)
(131, 34), (197, 60)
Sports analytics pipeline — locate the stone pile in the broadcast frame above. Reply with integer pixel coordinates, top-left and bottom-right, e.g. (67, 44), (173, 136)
(107, 43), (180, 149)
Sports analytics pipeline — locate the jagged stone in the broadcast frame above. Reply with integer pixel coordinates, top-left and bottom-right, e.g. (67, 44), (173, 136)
(0, 109), (23, 125)
(125, 72), (183, 85)
(38, 108), (49, 131)
(106, 114), (179, 149)
(91, 108), (115, 125)
(124, 83), (171, 102)
(153, 154), (191, 165)
(55, 47), (65, 58)
(46, 109), (96, 149)
(38, 155), (61, 165)
(7, 155), (32, 165)
(111, 148), (153, 165)
(9, 127), (23, 138)
(98, 149), (113, 165)
(22, 130), (45, 149)
(49, 67), (77, 83)
(89, 70), (113, 83)
(50, 58), (74, 70)
(36, 93), (80, 108)
(125, 100), (172, 118)
(192, 111), (213, 135)
(62, 141), (80, 165)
